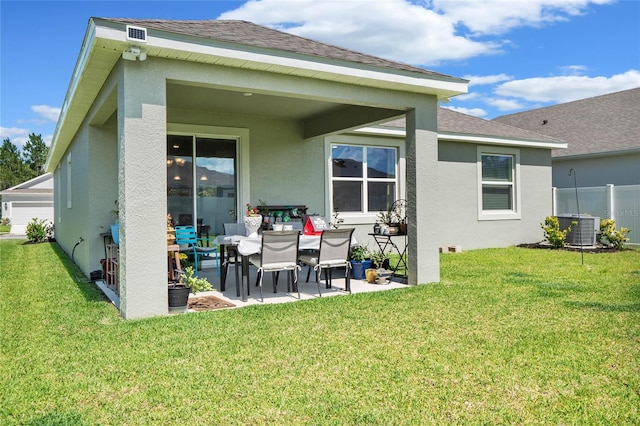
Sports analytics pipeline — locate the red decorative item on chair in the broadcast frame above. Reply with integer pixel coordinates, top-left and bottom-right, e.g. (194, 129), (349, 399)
(303, 215), (328, 236)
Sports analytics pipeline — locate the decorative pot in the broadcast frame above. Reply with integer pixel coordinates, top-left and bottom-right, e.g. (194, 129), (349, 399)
(167, 227), (176, 245)
(243, 215), (262, 238)
(350, 260), (372, 280)
(168, 285), (190, 313)
(365, 268), (377, 283)
(375, 270), (391, 285)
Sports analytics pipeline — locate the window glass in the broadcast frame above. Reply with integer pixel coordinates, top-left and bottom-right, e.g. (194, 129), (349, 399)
(482, 185), (512, 210)
(481, 153), (514, 211)
(482, 155), (512, 181)
(368, 182), (396, 212)
(333, 181), (362, 212)
(332, 145), (363, 177)
(331, 144), (397, 213)
(367, 147), (396, 178)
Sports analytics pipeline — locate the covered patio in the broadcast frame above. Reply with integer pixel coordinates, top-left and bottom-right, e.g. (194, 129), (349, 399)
(45, 18), (468, 318)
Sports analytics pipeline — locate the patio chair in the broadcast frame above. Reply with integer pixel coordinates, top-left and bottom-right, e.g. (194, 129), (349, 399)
(299, 228), (354, 296)
(174, 225), (219, 277)
(249, 230), (301, 302)
(221, 223), (247, 295)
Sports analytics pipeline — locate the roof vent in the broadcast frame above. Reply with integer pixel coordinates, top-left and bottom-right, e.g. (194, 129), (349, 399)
(126, 25), (147, 43)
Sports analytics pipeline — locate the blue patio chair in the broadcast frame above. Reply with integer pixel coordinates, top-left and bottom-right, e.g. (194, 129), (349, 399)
(174, 225), (219, 276)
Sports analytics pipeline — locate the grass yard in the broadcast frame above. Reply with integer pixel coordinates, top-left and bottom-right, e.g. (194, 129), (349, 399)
(1, 239), (638, 425)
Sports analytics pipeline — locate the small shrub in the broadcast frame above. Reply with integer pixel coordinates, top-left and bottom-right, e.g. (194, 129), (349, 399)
(1, 217), (10, 226)
(26, 218), (52, 243)
(599, 219), (630, 249)
(178, 266), (213, 294)
(349, 245), (370, 261)
(541, 216), (568, 248)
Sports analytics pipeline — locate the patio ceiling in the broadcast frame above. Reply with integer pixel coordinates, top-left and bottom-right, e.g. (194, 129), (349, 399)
(166, 83), (346, 121)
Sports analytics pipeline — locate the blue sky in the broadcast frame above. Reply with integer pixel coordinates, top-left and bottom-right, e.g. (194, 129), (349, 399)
(1, 0), (639, 150)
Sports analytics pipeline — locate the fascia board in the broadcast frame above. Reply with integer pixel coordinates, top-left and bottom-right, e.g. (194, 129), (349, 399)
(438, 133), (567, 150)
(353, 127), (568, 150)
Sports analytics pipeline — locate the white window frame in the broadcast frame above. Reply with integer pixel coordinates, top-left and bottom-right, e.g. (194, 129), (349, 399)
(325, 135), (405, 224)
(477, 145), (521, 220)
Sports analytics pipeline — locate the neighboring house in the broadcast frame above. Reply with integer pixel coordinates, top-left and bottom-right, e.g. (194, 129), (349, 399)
(493, 88), (640, 188)
(493, 88), (640, 244)
(44, 18), (564, 319)
(0, 173), (54, 235)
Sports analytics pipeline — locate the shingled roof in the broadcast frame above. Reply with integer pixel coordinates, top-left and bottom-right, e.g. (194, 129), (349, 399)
(103, 18), (457, 79)
(379, 108), (563, 144)
(493, 88), (640, 157)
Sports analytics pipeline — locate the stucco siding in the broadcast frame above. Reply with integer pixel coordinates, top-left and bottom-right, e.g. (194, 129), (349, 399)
(437, 142), (553, 249)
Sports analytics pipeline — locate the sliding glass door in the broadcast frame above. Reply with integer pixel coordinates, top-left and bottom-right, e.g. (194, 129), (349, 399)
(167, 135), (237, 237)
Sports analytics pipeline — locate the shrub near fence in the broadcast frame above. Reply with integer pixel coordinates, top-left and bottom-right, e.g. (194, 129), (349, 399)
(553, 184), (639, 245)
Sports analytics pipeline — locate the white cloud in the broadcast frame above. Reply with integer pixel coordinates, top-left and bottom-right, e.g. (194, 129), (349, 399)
(218, 0), (503, 66)
(454, 92), (481, 101)
(0, 126), (30, 148)
(462, 73), (513, 86)
(485, 97), (525, 111)
(31, 105), (61, 122)
(494, 69), (640, 102)
(558, 65), (589, 76)
(432, 0), (614, 36)
(218, 0), (613, 66)
(443, 106), (488, 117)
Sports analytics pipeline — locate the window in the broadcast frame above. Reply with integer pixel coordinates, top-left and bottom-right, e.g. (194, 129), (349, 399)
(331, 144), (397, 213)
(478, 146), (520, 220)
(66, 153), (72, 209)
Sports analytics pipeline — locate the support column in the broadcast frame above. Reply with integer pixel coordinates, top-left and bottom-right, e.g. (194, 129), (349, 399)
(606, 184), (615, 220)
(117, 60), (168, 319)
(405, 104), (440, 285)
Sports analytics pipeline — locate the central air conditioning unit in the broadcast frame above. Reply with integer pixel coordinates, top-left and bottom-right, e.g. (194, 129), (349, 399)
(556, 215), (599, 246)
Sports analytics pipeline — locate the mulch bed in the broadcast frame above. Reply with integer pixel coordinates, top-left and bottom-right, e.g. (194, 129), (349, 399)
(517, 242), (622, 254)
(188, 295), (236, 311)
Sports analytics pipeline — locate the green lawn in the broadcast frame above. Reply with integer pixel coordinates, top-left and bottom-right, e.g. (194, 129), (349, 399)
(1, 240), (638, 425)
(0, 225), (10, 234)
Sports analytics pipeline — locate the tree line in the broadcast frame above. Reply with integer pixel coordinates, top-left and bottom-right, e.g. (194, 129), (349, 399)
(0, 133), (49, 192)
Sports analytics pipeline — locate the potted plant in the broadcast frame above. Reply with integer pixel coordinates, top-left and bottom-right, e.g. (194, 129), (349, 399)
(367, 250), (391, 284)
(243, 203), (262, 237)
(349, 245), (372, 280)
(168, 266), (213, 313)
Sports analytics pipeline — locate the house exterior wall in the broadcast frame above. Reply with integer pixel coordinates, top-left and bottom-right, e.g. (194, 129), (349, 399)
(552, 153), (640, 188)
(52, 125), (92, 266)
(437, 141), (553, 249)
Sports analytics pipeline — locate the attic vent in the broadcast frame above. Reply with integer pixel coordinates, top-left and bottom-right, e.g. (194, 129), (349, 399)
(126, 25), (147, 42)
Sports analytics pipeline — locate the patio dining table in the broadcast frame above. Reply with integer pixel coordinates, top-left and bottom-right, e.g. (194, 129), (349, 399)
(213, 233), (356, 302)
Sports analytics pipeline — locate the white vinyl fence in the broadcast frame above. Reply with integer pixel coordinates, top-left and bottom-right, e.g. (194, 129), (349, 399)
(553, 184), (640, 246)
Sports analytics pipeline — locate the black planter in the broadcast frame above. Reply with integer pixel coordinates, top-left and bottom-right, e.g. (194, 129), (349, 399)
(168, 285), (190, 313)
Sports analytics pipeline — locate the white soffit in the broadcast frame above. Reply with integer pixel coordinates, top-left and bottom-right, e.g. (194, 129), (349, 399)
(95, 23), (467, 98)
